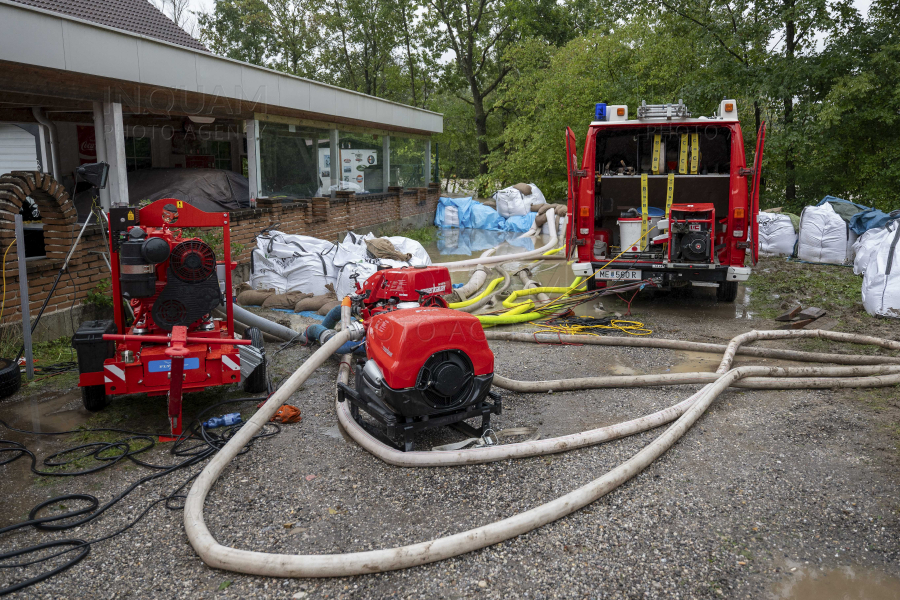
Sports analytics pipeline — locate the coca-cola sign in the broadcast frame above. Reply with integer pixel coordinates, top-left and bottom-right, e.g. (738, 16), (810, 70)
(77, 125), (97, 164)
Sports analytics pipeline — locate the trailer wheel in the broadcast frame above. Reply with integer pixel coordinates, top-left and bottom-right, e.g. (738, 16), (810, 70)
(81, 385), (107, 411)
(242, 327), (267, 394)
(0, 357), (22, 399)
(717, 281), (739, 303)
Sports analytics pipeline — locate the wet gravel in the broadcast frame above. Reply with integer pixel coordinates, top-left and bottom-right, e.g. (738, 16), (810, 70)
(2, 315), (900, 599)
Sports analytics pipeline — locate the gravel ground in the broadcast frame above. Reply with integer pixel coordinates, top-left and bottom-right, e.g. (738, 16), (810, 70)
(2, 289), (900, 599)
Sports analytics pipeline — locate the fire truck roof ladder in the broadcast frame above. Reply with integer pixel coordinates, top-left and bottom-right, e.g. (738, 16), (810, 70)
(637, 100), (691, 120)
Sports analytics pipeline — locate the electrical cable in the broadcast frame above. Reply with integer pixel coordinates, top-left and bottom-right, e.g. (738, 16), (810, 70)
(0, 396), (277, 595)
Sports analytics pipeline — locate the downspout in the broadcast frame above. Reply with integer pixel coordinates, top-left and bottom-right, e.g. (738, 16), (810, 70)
(31, 108), (61, 179)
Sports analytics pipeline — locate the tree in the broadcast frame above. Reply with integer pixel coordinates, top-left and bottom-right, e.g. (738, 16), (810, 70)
(424, 0), (518, 175)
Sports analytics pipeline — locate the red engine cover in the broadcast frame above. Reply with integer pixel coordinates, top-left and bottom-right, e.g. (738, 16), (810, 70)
(366, 307), (494, 390)
(359, 265), (452, 304)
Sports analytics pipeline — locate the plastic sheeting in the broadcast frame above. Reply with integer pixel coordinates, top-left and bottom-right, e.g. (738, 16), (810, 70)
(126, 168), (251, 212)
(861, 223), (900, 318)
(854, 220), (899, 276)
(758, 212), (798, 257)
(850, 208), (900, 235)
(436, 229), (536, 256)
(493, 183), (546, 218)
(435, 196), (543, 232)
(797, 203), (857, 264)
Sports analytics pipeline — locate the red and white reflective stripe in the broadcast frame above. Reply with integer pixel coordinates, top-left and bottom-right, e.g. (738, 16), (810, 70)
(221, 354), (240, 371)
(104, 364), (126, 384)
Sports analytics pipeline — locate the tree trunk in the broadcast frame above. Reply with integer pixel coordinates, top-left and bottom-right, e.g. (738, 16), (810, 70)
(472, 89), (489, 175)
(783, 0), (796, 203)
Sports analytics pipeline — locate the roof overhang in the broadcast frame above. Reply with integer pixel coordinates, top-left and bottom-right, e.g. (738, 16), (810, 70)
(0, 0), (442, 136)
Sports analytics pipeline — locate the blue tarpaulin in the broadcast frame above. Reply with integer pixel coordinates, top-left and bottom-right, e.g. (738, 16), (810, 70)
(849, 208), (900, 235)
(435, 197), (537, 233)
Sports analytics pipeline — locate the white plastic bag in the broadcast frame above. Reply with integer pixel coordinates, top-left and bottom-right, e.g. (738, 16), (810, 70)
(248, 249), (288, 293)
(853, 222), (897, 276)
(386, 236), (432, 266)
(797, 203), (854, 264)
(525, 183), (546, 206)
(861, 223), (900, 318)
(758, 213), (797, 257)
(253, 231), (337, 295)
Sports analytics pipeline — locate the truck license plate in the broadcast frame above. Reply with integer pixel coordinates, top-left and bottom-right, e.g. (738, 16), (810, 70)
(597, 269), (642, 281)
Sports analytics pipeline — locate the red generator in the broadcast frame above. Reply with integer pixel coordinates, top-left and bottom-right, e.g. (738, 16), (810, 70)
(337, 265), (501, 451)
(74, 200), (261, 437)
(667, 203), (716, 263)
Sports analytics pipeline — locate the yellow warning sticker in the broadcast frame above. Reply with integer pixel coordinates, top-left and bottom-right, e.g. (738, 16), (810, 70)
(127, 210), (134, 220)
(176, 201), (184, 208)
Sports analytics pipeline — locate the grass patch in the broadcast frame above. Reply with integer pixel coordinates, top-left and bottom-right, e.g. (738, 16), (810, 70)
(396, 226), (437, 244)
(748, 257), (862, 320)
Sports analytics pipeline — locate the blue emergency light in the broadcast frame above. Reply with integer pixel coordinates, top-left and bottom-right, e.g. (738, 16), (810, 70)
(595, 103), (607, 121)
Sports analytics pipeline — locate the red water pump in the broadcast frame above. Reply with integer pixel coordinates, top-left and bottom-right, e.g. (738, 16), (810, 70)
(338, 265), (501, 451)
(74, 200), (262, 438)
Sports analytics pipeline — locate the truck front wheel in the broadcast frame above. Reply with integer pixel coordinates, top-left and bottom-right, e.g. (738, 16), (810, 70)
(716, 281), (739, 303)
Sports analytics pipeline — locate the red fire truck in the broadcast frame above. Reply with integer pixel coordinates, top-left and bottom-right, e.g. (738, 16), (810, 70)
(565, 99), (765, 302)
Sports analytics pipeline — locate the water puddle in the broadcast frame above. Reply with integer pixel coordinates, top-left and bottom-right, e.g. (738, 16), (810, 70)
(668, 351), (722, 373)
(772, 563), (900, 600)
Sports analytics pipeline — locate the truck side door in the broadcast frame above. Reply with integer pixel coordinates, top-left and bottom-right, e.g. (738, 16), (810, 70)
(750, 122), (766, 266)
(565, 127), (579, 255)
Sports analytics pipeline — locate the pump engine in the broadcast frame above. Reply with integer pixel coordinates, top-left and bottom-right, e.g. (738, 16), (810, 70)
(668, 204), (715, 264)
(338, 265), (500, 451)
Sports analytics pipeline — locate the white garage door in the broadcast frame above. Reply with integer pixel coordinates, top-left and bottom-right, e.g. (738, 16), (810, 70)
(0, 124), (39, 175)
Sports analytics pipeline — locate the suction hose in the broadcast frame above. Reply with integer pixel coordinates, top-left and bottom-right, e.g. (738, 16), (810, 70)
(230, 304), (300, 342)
(185, 329), (900, 578)
(458, 266), (512, 313)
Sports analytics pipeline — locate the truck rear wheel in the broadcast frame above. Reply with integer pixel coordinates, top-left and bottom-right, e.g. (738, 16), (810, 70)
(717, 281), (739, 303)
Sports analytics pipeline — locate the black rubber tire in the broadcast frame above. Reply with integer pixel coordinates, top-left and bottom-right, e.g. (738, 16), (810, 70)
(81, 385), (107, 411)
(242, 326), (267, 394)
(717, 281), (739, 303)
(585, 275), (598, 291)
(0, 357), (22, 399)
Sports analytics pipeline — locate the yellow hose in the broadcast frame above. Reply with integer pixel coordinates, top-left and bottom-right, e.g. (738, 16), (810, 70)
(475, 277), (584, 327)
(447, 277), (504, 309)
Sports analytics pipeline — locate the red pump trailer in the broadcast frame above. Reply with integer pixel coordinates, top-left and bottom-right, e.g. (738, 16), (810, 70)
(565, 100), (766, 302)
(74, 199), (255, 438)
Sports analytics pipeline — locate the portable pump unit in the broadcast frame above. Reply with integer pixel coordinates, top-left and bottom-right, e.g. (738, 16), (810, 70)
(667, 204), (716, 263)
(74, 200), (264, 437)
(337, 265), (500, 451)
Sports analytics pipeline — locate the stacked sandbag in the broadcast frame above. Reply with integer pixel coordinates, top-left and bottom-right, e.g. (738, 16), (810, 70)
(758, 212), (798, 257)
(249, 232), (337, 295)
(854, 220), (899, 276)
(861, 222), (900, 318)
(333, 232), (432, 299)
(494, 183), (546, 218)
(797, 203), (857, 264)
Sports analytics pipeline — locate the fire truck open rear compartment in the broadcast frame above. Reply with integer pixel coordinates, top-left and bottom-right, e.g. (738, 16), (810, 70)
(567, 100), (766, 302)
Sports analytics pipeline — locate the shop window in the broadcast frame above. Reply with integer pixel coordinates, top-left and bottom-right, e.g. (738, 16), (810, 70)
(338, 132), (383, 193)
(200, 140), (232, 170)
(259, 122), (330, 199)
(124, 137), (152, 172)
(389, 137), (427, 188)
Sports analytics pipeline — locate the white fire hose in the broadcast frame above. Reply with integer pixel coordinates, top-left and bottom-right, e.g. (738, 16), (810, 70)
(183, 327), (900, 578)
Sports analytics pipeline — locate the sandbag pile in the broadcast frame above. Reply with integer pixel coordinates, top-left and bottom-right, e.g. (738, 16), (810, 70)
(860, 220), (900, 318)
(797, 203), (857, 265)
(245, 230), (432, 304)
(494, 183), (546, 218)
(758, 212), (798, 257)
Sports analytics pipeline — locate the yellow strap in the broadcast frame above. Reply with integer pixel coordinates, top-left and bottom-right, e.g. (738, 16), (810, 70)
(640, 173), (648, 251)
(651, 135), (661, 175)
(679, 134), (688, 174)
(690, 133), (699, 174)
(665, 173), (674, 218)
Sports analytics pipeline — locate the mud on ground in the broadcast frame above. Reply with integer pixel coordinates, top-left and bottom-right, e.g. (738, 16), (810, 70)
(1, 261), (899, 599)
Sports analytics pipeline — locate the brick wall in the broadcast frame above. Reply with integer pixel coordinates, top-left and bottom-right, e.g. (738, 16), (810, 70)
(0, 183), (440, 326)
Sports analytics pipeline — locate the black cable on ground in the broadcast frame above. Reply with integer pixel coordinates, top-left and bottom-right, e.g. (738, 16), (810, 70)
(0, 396), (278, 595)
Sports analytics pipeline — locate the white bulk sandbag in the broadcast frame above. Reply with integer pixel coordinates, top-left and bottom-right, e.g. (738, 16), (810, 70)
(254, 231), (337, 295)
(797, 203), (855, 264)
(525, 183), (546, 206)
(758, 212), (798, 257)
(249, 249), (288, 293)
(853, 221), (897, 276)
(494, 187), (529, 218)
(861, 224), (900, 318)
(443, 206), (460, 228)
(386, 236), (432, 266)
(257, 232), (335, 258)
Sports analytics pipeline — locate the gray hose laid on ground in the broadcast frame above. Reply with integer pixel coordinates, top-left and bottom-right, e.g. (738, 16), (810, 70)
(185, 328), (900, 578)
(517, 268), (549, 302)
(483, 331), (900, 365)
(230, 304), (301, 342)
(453, 265), (489, 300)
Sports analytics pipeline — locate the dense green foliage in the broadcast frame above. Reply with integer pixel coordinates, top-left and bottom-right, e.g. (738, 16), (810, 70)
(197, 0), (900, 212)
